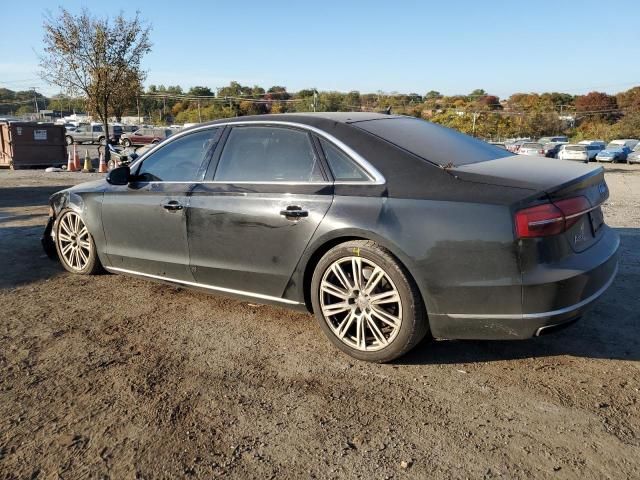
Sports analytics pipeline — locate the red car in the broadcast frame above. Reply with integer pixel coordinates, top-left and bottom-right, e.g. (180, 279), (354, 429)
(120, 127), (173, 147)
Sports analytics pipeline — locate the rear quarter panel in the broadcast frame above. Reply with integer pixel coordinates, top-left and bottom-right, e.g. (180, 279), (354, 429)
(286, 194), (522, 326)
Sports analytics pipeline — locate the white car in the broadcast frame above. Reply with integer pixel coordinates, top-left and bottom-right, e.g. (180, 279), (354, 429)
(558, 144), (592, 163)
(518, 142), (544, 156)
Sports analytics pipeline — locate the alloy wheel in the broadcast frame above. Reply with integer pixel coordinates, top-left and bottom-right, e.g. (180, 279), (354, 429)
(57, 211), (92, 271)
(320, 256), (402, 352)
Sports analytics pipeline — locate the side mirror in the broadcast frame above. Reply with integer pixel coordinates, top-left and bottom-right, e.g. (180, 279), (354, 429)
(106, 165), (131, 185)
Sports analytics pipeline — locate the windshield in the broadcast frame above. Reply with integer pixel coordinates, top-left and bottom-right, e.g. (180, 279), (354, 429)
(353, 117), (513, 167)
(522, 143), (542, 149)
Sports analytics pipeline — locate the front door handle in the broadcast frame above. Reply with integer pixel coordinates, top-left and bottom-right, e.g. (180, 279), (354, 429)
(162, 200), (184, 212)
(280, 205), (308, 219)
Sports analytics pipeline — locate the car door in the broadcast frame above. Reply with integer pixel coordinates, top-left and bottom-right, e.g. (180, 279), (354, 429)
(188, 125), (333, 298)
(101, 127), (221, 280)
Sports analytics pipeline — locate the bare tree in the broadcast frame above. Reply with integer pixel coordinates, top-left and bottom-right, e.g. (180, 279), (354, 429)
(40, 8), (151, 160)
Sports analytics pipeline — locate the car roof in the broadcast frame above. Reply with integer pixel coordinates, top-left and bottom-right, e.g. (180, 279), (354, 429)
(198, 112), (393, 128)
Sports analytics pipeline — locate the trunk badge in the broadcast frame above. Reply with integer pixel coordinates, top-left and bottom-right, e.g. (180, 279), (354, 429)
(598, 182), (607, 197)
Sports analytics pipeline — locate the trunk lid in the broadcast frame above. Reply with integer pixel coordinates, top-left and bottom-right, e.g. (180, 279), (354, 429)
(452, 155), (608, 252)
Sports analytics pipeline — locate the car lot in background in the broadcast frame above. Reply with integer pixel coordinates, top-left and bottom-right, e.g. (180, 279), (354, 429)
(489, 141), (507, 149)
(517, 142), (544, 156)
(120, 127), (173, 147)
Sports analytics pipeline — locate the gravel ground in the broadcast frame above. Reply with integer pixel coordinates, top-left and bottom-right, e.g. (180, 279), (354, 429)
(0, 163), (639, 479)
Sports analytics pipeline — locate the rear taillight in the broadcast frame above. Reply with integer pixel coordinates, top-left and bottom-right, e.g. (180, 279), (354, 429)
(515, 196), (592, 239)
(539, 149), (544, 154)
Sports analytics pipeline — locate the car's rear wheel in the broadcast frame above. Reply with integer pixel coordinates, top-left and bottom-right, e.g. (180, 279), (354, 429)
(311, 240), (428, 363)
(65, 135), (73, 145)
(55, 210), (102, 275)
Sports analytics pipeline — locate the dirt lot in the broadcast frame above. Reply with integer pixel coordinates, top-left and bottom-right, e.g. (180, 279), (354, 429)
(1, 164), (639, 479)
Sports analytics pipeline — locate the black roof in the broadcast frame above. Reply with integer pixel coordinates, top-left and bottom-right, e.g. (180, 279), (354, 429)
(202, 111), (391, 127)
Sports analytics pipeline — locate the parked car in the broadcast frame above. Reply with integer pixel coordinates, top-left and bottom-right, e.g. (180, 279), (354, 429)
(42, 113), (619, 362)
(543, 142), (564, 158)
(538, 136), (568, 144)
(627, 143), (640, 164)
(596, 142), (633, 163)
(558, 144), (588, 163)
(489, 142), (507, 149)
(120, 127), (173, 147)
(518, 142), (544, 156)
(65, 123), (122, 145)
(578, 140), (606, 150)
(607, 139), (639, 151)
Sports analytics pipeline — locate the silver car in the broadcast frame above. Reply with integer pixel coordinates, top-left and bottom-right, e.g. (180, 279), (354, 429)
(518, 142), (544, 156)
(627, 144), (640, 164)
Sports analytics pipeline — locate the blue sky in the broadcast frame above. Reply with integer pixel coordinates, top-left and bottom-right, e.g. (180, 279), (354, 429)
(1, 0), (639, 98)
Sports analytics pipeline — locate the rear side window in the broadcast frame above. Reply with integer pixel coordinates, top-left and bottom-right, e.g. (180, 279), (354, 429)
(214, 126), (324, 182)
(136, 129), (218, 182)
(319, 138), (369, 181)
(354, 117), (513, 167)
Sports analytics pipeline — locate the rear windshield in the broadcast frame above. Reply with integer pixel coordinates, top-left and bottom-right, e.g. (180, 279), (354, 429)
(353, 117), (513, 167)
(522, 143), (542, 149)
(566, 145), (586, 151)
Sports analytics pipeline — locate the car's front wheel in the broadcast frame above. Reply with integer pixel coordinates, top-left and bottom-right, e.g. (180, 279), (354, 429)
(55, 209), (102, 275)
(311, 240), (428, 363)
(122, 138), (132, 148)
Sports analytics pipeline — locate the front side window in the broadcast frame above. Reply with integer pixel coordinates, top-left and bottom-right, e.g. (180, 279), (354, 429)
(319, 138), (370, 181)
(214, 126), (324, 182)
(136, 129), (218, 182)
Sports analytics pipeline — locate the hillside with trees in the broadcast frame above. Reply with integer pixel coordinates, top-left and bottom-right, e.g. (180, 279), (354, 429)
(4, 82), (639, 142)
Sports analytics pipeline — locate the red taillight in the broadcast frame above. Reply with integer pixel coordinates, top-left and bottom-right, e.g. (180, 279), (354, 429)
(515, 196), (592, 239)
(539, 149), (544, 154)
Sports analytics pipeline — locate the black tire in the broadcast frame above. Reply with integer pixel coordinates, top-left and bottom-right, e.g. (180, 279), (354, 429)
(98, 136), (107, 146)
(65, 135), (74, 145)
(311, 240), (428, 363)
(54, 209), (103, 275)
(122, 138), (132, 148)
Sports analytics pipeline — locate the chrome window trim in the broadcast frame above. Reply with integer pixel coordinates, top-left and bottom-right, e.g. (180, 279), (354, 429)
(447, 263), (617, 320)
(105, 266), (302, 305)
(129, 120), (386, 186)
(130, 181), (333, 186)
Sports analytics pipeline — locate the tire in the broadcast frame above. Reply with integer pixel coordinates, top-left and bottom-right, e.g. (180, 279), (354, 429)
(54, 209), (103, 275)
(122, 138), (132, 148)
(98, 136), (106, 146)
(107, 159), (116, 171)
(65, 136), (73, 145)
(310, 240), (428, 363)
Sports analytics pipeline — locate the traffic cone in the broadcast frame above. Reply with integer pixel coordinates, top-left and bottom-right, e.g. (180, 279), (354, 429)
(66, 150), (77, 172)
(73, 144), (81, 171)
(82, 149), (94, 173)
(98, 151), (108, 173)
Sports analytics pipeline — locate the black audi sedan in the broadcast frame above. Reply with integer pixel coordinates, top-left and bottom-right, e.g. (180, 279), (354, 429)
(42, 113), (619, 362)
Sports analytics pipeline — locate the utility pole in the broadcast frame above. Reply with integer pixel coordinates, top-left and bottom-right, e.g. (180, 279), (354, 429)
(472, 112), (478, 136)
(313, 89), (318, 112)
(197, 101), (202, 122)
(136, 95), (141, 124)
(31, 87), (40, 116)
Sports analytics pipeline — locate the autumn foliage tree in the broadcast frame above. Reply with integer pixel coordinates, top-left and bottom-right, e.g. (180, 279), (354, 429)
(574, 92), (618, 122)
(40, 8), (151, 160)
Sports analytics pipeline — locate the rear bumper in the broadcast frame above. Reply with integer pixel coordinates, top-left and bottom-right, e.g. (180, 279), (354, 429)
(429, 227), (619, 340)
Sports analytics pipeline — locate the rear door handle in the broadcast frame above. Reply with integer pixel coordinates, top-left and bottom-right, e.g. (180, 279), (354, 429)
(162, 200), (183, 212)
(280, 205), (308, 219)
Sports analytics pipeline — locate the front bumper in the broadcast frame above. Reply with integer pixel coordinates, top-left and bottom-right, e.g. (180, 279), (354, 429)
(41, 216), (58, 260)
(429, 228), (620, 340)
